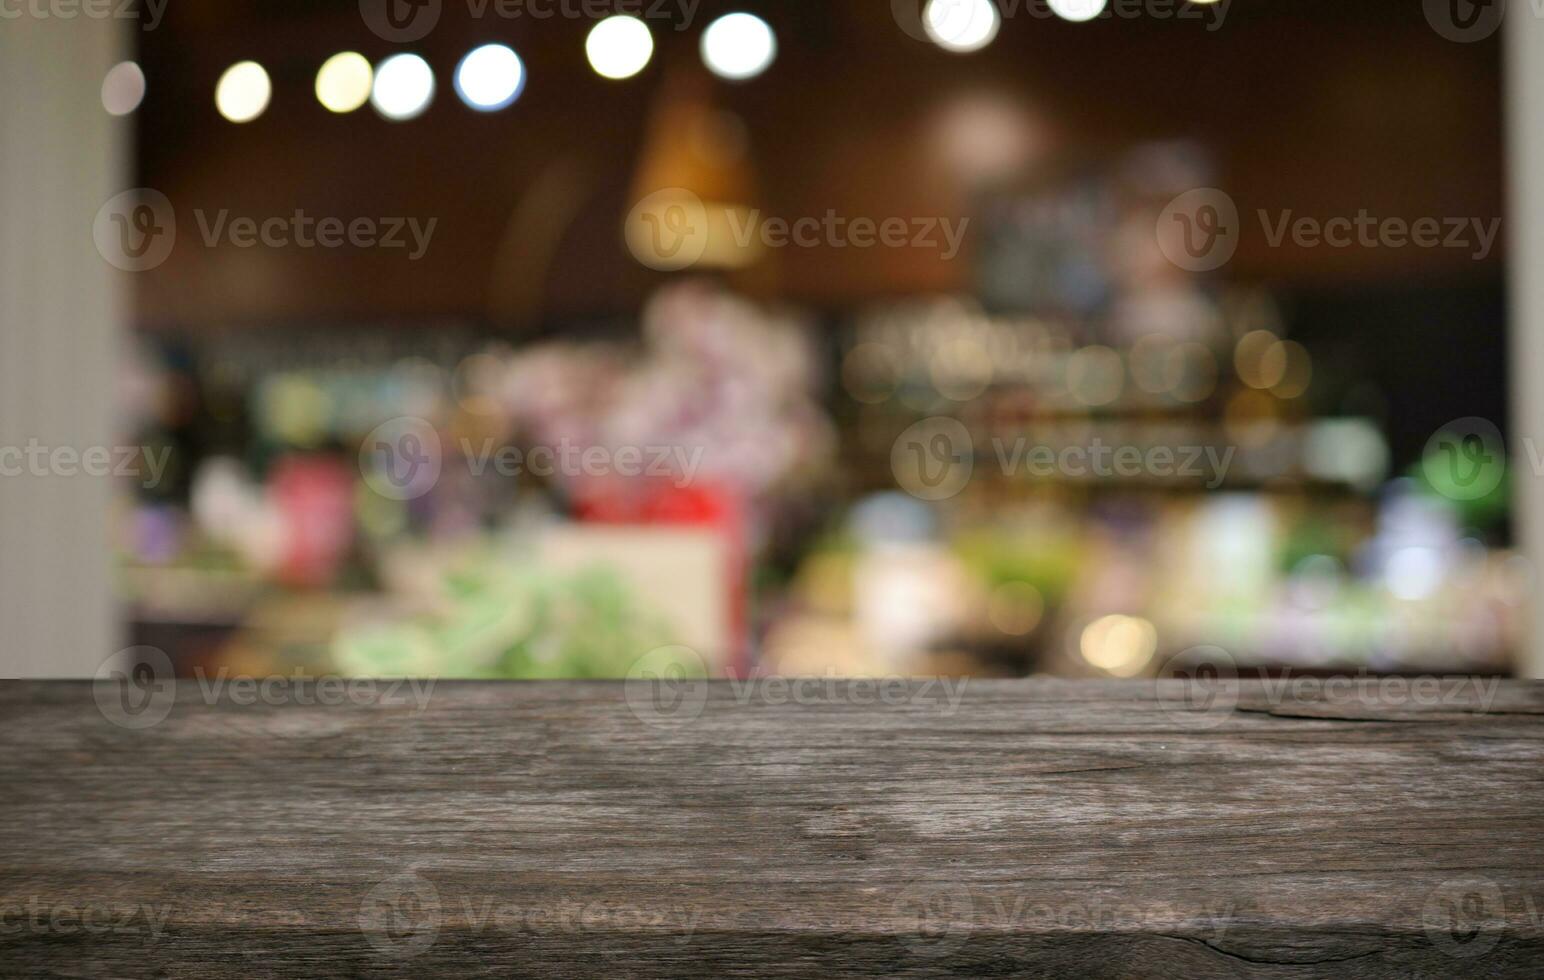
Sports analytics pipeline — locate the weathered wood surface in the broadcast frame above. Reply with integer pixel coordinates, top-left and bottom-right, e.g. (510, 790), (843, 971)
(3, 677), (1543, 978)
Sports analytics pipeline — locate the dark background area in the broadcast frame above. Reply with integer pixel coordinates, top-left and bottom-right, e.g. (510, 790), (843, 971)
(129, 0), (1502, 318)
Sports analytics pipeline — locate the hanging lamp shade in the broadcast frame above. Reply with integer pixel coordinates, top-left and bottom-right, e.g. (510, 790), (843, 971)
(626, 70), (762, 272)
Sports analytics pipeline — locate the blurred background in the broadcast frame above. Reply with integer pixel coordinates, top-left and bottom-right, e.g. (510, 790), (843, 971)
(3, 0), (1533, 681)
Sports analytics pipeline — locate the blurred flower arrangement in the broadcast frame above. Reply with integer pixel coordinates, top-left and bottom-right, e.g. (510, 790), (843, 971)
(331, 543), (699, 679)
(476, 280), (835, 533)
(118, 281), (838, 675)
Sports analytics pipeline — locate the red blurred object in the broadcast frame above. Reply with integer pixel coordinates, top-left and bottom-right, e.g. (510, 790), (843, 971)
(270, 454), (355, 588)
(572, 475), (749, 674)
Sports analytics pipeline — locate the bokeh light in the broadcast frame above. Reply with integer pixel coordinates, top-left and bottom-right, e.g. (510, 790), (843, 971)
(1048, 0), (1109, 23)
(1166, 342), (1218, 403)
(587, 15), (655, 80)
(929, 337), (994, 401)
(701, 13), (777, 81)
(372, 53), (435, 121)
(1130, 334), (1175, 395)
(923, 0), (1001, 53)
(455, 44), (525, 112)
(1224, 388), (1281, 448)
(215, 61), (271, 123)
(1268, 340), (1313, 399)
(315, 52), (373, 114)
(1387, 546), (1444, 601)
(1066, 344), (1124, 406)
(1079, 614), (1157, 676)
(988, 582), (1044, 636)
(101, 61), (145, 116)
(1234, 329), (1279, 389)
(841, 343), (900, 404)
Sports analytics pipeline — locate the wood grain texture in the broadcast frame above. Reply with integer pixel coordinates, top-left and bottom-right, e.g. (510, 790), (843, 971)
(2, 678), (1543, 978)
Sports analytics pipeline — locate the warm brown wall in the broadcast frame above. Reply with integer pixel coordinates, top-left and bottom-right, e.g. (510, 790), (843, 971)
(132, 0), (1503, 327)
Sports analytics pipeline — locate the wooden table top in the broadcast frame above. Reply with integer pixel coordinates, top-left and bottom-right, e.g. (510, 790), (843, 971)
(3, 677), (1543, 977)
